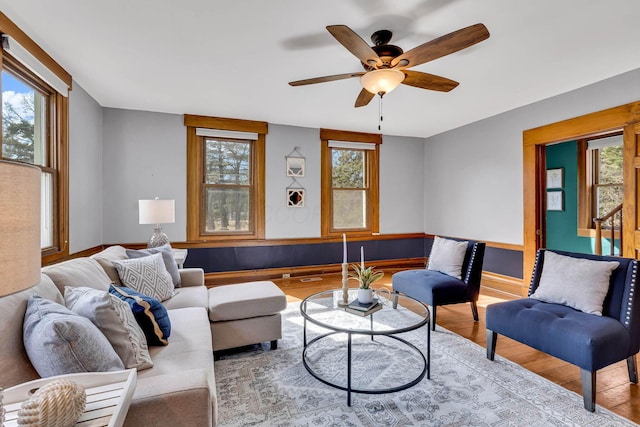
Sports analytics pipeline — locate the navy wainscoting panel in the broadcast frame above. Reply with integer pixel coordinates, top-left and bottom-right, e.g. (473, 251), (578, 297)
(482, 246), (523, 279)
(184, 238), (425, 273)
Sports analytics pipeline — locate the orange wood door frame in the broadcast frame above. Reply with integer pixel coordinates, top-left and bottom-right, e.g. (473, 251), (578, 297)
(523, 101), (640, 294)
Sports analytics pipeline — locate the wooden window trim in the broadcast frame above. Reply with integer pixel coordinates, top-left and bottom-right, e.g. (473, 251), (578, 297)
(185, 115), (266, 242)
(577, 133), (623, 234)
(0, 26), (70, 264)
(320, 128), (380, 238)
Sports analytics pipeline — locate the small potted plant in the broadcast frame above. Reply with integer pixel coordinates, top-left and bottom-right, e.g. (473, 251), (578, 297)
(350, 264), (384, 304)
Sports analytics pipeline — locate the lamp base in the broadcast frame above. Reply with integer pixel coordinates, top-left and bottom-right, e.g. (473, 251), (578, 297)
(148, 226), (170, 248)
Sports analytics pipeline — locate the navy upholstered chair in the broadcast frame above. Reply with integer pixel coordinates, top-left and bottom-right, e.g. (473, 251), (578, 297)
(486, 249), (640, 412)
(392, 239), (485, 331)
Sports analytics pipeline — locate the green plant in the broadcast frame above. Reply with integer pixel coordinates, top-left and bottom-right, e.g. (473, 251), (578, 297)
(349, 264), (384, 289)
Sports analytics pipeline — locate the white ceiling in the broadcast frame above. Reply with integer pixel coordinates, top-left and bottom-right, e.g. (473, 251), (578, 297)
(2, 0), (640, 138)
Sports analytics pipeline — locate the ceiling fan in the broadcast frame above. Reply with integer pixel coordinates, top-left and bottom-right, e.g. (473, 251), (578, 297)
(289, 23), (490, 107)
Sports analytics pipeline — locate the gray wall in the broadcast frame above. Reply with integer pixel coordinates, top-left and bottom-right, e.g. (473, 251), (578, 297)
(424, 67), (640, 245)
(98, 116), (425, 243)
(68, 82), (104, 253)
(265, 124), (321, 239)
(380, 135), (425, 234)
(101, 109), (186, 244)
(68, 67), (640, 252)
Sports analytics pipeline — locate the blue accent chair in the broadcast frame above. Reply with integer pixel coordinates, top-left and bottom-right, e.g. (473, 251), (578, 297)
(486, 249), (640, 412)
(392, 240), (486, 331)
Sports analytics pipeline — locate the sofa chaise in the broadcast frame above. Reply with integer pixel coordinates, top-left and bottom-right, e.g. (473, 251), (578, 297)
(0, 245), (287, 426)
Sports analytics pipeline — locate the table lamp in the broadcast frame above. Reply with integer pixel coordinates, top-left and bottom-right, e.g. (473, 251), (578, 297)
(0, 160), (42, 424)
(138, 198), (175, 248)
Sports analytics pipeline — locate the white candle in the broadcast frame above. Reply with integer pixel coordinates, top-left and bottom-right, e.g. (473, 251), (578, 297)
(342, 234), (347, 264)
(360, 246), (364, 269)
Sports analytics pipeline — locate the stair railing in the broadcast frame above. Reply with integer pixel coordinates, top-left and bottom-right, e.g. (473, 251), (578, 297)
(594, 203), (623, 256)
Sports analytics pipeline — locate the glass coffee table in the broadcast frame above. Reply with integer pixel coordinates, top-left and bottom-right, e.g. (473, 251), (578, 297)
(300, 288), (430, 406)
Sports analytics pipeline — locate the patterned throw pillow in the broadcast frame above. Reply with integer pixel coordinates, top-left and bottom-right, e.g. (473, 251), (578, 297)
(112, 252), (175, 301)
(126, 244), (181, 287)
(23, 295), (124, 377)
(109, 285), (171, 346)
(64, 286), (153, 370)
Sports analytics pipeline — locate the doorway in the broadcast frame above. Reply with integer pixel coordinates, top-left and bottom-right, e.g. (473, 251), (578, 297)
(522, 101), (640, 296)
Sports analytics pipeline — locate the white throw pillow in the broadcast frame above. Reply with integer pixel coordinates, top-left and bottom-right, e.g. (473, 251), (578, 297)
(427, 236), (468, 280)
(112, 252), (175, 301)
(65, 286), (153, 370)
(530, 251), (619, 316)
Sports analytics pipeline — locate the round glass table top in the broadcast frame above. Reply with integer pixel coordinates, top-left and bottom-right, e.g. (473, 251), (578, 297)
(300, 288), (429, 335)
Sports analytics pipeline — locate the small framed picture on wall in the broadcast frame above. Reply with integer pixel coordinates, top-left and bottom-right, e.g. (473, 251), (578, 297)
(546, 168), (564, 189)
(547, 190), (564, 211)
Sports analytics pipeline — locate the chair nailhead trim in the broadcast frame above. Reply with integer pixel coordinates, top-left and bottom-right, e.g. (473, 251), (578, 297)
(624, 261), (638, 326)
(528, 251), (541, 296)
(465, 244), (477, 283)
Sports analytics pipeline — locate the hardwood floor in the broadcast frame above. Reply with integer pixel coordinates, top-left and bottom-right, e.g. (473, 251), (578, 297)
(271, 270), (640, 423)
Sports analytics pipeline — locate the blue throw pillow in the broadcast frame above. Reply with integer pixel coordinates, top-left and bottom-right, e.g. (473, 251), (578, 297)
(109, 285), (171, 346)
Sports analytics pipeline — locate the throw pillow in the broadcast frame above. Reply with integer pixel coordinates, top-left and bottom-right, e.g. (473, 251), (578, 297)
(64, 286), (153, 370)
(427, 236), (468, 280)
(126, 244), (181, 287)
(23, 295), (124, 377)
(112, 252), (175, 301)
(530, 250), (620, 316)
(109, 285), (171, 346)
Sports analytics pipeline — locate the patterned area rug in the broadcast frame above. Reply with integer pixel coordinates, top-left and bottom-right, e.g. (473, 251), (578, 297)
(215, 301), (637, 426)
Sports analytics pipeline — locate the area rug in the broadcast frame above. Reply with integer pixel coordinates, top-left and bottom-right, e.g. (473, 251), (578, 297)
(214, 301), (637, 426)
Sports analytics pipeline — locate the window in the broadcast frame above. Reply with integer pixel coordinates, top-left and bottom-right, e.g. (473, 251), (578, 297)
(0, 18), (70, 263)
(320, 129), (380, 237)
(578, 132), (623, 232)
(185, 115), (266, 241)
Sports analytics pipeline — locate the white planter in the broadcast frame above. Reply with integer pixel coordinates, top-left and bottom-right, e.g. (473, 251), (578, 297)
(357, 288), (374, 304)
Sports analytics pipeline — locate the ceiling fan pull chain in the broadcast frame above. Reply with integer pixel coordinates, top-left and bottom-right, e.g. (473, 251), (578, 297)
(378, 94), (383, 131)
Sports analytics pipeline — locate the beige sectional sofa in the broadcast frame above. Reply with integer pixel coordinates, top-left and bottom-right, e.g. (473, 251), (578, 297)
(0, 245), (287, 426)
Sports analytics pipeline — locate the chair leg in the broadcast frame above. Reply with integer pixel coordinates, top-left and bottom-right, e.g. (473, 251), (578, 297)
(580, 369), (596, 412)
(470, 301), (479, 322)
(430, 305), (436, 331)
(271, 340), (278, 350)
(486, 330), (497, 361)
(628, 355), (638, 383)
(392, 291), (399, 309)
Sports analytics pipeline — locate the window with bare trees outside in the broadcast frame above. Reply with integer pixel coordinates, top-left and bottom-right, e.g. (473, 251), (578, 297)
(0, 24), (71, 264)
(185, 115), (266, 242)
(577, 132), (623, 235)
(203, 138), (251, 233)
(321, 129), (380, 237)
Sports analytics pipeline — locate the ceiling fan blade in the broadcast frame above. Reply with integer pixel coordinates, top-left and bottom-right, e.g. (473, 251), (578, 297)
(402, 70), (459, 92)
(289, 72), (365, 86)
(391, 23), (490, 68)
(355, 88), (375, 108)
(327, 25), (382, 68)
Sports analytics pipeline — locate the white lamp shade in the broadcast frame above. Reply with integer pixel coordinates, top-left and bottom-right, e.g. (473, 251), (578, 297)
(0, 160), (41, 296)
(139, 199), (175, 225)
(360, 69), (405, 95)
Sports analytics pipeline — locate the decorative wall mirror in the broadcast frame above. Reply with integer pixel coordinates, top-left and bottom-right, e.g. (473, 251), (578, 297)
(287, 189), (305, 207)
(286, 157), (305, 177)
(286, 147), (305, 177)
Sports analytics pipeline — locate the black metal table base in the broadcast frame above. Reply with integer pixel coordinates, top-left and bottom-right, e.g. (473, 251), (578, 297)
(302, 323), (430, 406)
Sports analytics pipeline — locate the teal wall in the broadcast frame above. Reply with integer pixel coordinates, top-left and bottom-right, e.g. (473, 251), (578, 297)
(545, 141), (618, 254)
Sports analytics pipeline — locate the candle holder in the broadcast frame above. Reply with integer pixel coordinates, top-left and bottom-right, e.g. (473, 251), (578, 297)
(337, 263), (350, 306)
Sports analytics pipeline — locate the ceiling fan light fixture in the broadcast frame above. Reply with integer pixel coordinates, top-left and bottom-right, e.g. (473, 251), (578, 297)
(360, 69), (404, 96)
